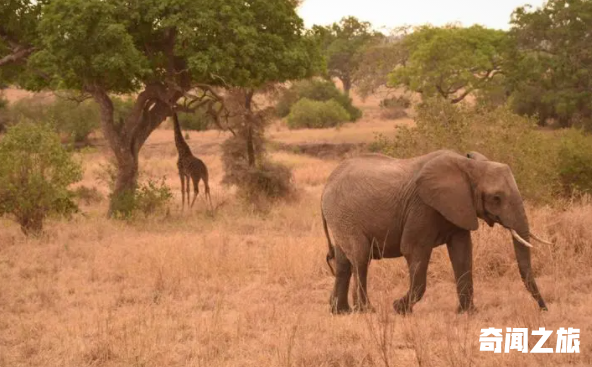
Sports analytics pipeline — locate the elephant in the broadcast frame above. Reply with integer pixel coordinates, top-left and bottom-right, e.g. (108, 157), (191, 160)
(320, 149), (551, 314)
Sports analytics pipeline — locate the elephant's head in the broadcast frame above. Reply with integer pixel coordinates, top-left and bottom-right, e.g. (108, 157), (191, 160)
(416, 150), (549, 310)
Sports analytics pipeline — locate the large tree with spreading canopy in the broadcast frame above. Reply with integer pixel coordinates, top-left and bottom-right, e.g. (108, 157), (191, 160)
(0, 0), (319, 215)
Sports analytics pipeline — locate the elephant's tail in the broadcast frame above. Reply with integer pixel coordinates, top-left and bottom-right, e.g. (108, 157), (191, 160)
(322, 210), (336, 277)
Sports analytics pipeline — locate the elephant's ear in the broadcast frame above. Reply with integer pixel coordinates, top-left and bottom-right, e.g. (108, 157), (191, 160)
(416, 155), (479, 231)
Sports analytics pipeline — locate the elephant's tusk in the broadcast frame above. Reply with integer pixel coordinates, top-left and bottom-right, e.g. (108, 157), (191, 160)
(529, 232), (553, 245)
(510, 229), (534, 248)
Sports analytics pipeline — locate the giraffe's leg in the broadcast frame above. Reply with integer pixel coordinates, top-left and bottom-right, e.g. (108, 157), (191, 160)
(190, 176), (199, 208)
(179, 172), (186, 211)
(185, 174), (191, 208)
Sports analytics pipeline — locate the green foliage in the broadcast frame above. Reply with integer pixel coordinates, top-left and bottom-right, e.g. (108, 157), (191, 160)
(134, 178), (173, 218)
(177, 110), (212, 131)
(276, 79), (361, 120)
(313, 16), (383, 92)
(7, 96), (100, 144)
(0, 121), (82, 235)
(508, 0), (592, 127)
(389, 25), (509, 103)
(370, 98), (581, 203)
(354, 31), (408, 98)
(73, 185), (103, 205)
(221, 126), (295, 206)
(557, 129), (592, 196)
(287, 98), (350, 129)
(95, 161), (172, 220)
(4, 0), (322, 215)
(378, 96), (410, 120)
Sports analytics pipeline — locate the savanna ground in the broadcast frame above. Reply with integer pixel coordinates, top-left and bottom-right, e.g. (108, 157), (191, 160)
(0, 89), (590, 367)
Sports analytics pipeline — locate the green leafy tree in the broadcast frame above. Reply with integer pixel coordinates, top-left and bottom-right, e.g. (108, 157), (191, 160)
(508, 0), (592, 127)
(0, 0), (45, 82)
(0, 122), (82, 235)
(1, 0), (319, 216)
(389, 25), (509, 103)
(313, 16), (383, 94)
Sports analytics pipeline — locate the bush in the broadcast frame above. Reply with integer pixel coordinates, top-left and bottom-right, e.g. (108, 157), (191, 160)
(221, 131), (296, 207)
(95, 160), (172, 219)
(557, 129), (592, 196)
(370, 98), (586, 203)
(0, 122), (82, 235)
(276, 79), (362, 121)
(134, 178), (173, 218)
(176, 109), (212, 131)
(379, 96), (410, 120)
(73, 185), (103, 205)
(287, 98), (350, 129)
(8, 96), (101, 145)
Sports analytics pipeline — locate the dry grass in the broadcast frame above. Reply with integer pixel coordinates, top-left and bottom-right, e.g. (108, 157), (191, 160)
(0, 89), (591, 367)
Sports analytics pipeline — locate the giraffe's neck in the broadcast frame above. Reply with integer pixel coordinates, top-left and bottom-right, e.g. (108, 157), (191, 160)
(172, 112), (192, 157)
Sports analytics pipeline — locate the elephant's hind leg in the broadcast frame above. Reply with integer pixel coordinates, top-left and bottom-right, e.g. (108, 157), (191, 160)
(352, 259), (374, 313)
(330, 246), (353, 314)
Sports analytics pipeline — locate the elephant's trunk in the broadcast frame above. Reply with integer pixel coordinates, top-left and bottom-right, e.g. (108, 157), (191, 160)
(511, 220), (548, 310)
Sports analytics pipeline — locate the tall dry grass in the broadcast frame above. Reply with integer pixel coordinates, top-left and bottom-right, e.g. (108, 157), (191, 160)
(0, 109), (590, 367)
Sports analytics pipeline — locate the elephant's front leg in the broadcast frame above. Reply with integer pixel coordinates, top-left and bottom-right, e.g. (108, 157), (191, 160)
(330, 246), (353, 314)
(393, 245), (432, 314)
(446, 230), (475, 313)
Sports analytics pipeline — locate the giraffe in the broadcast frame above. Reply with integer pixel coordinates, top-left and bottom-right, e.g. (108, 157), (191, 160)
(172, 111), (212, 210)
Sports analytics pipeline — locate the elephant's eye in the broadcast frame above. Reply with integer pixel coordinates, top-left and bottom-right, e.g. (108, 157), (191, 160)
(493, 195), (502, 204)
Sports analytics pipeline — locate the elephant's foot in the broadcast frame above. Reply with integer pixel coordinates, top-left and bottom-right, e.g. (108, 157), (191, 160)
(353, 303), (376, 314)
(330, 296), (352, 315)
(393, 298), (413, 315)
(457, 304), (477, 315)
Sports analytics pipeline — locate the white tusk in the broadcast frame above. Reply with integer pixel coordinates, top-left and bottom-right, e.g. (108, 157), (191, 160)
(529, 232), (553, 245)
(510, 229), (534, 248)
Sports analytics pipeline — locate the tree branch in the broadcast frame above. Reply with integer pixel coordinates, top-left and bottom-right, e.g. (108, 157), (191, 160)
(0, 46), (35, 67)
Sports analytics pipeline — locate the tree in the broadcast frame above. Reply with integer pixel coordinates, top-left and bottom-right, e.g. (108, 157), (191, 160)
(1, 0), (319, 216)
(0, 122), (82, 235)
(508, 0), (592, 127)
(389, 25), (509, 104)
(313, 16), (383, 94)
(354, 28), (409, 99)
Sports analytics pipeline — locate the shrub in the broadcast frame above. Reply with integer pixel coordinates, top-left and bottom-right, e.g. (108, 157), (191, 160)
(177, 110), (212, 131)
(379, 96), (410, 120)
(95, 160), (173, 219)
(134, 178), (173, 218)
(557, 129), (592, 196)
(8, 97), (101, 145)
(371, 98), (564, 203)
(379, 96), (411, 109)
(73, 185), (103, 205)
(276, 79), (362, 121)
(221, 132), (296, 207)
(0, 122), (82, 235)
(287, 98), (350, 129)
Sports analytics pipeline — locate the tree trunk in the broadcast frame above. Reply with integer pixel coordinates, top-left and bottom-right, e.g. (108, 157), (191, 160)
(109, 146), (139, 217)
(244, 89), (256, 167)
(89, 85), (178, 217)
(341, 77), (352, 96)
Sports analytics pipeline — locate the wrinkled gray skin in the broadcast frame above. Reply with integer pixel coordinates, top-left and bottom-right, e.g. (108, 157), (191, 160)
(321, 150), (547, 314)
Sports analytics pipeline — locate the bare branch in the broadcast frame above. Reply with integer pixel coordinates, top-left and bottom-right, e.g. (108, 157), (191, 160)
(0, 46), (35, 67)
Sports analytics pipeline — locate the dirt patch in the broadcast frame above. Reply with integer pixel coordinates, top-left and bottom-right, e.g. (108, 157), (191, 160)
(271, 141), (368, 160)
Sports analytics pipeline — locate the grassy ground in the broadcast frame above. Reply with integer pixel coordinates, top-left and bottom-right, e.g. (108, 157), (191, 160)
(0, 90), (590, 366)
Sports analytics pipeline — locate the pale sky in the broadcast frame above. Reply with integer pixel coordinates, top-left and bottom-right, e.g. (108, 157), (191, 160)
(298, 0), (546, 31)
